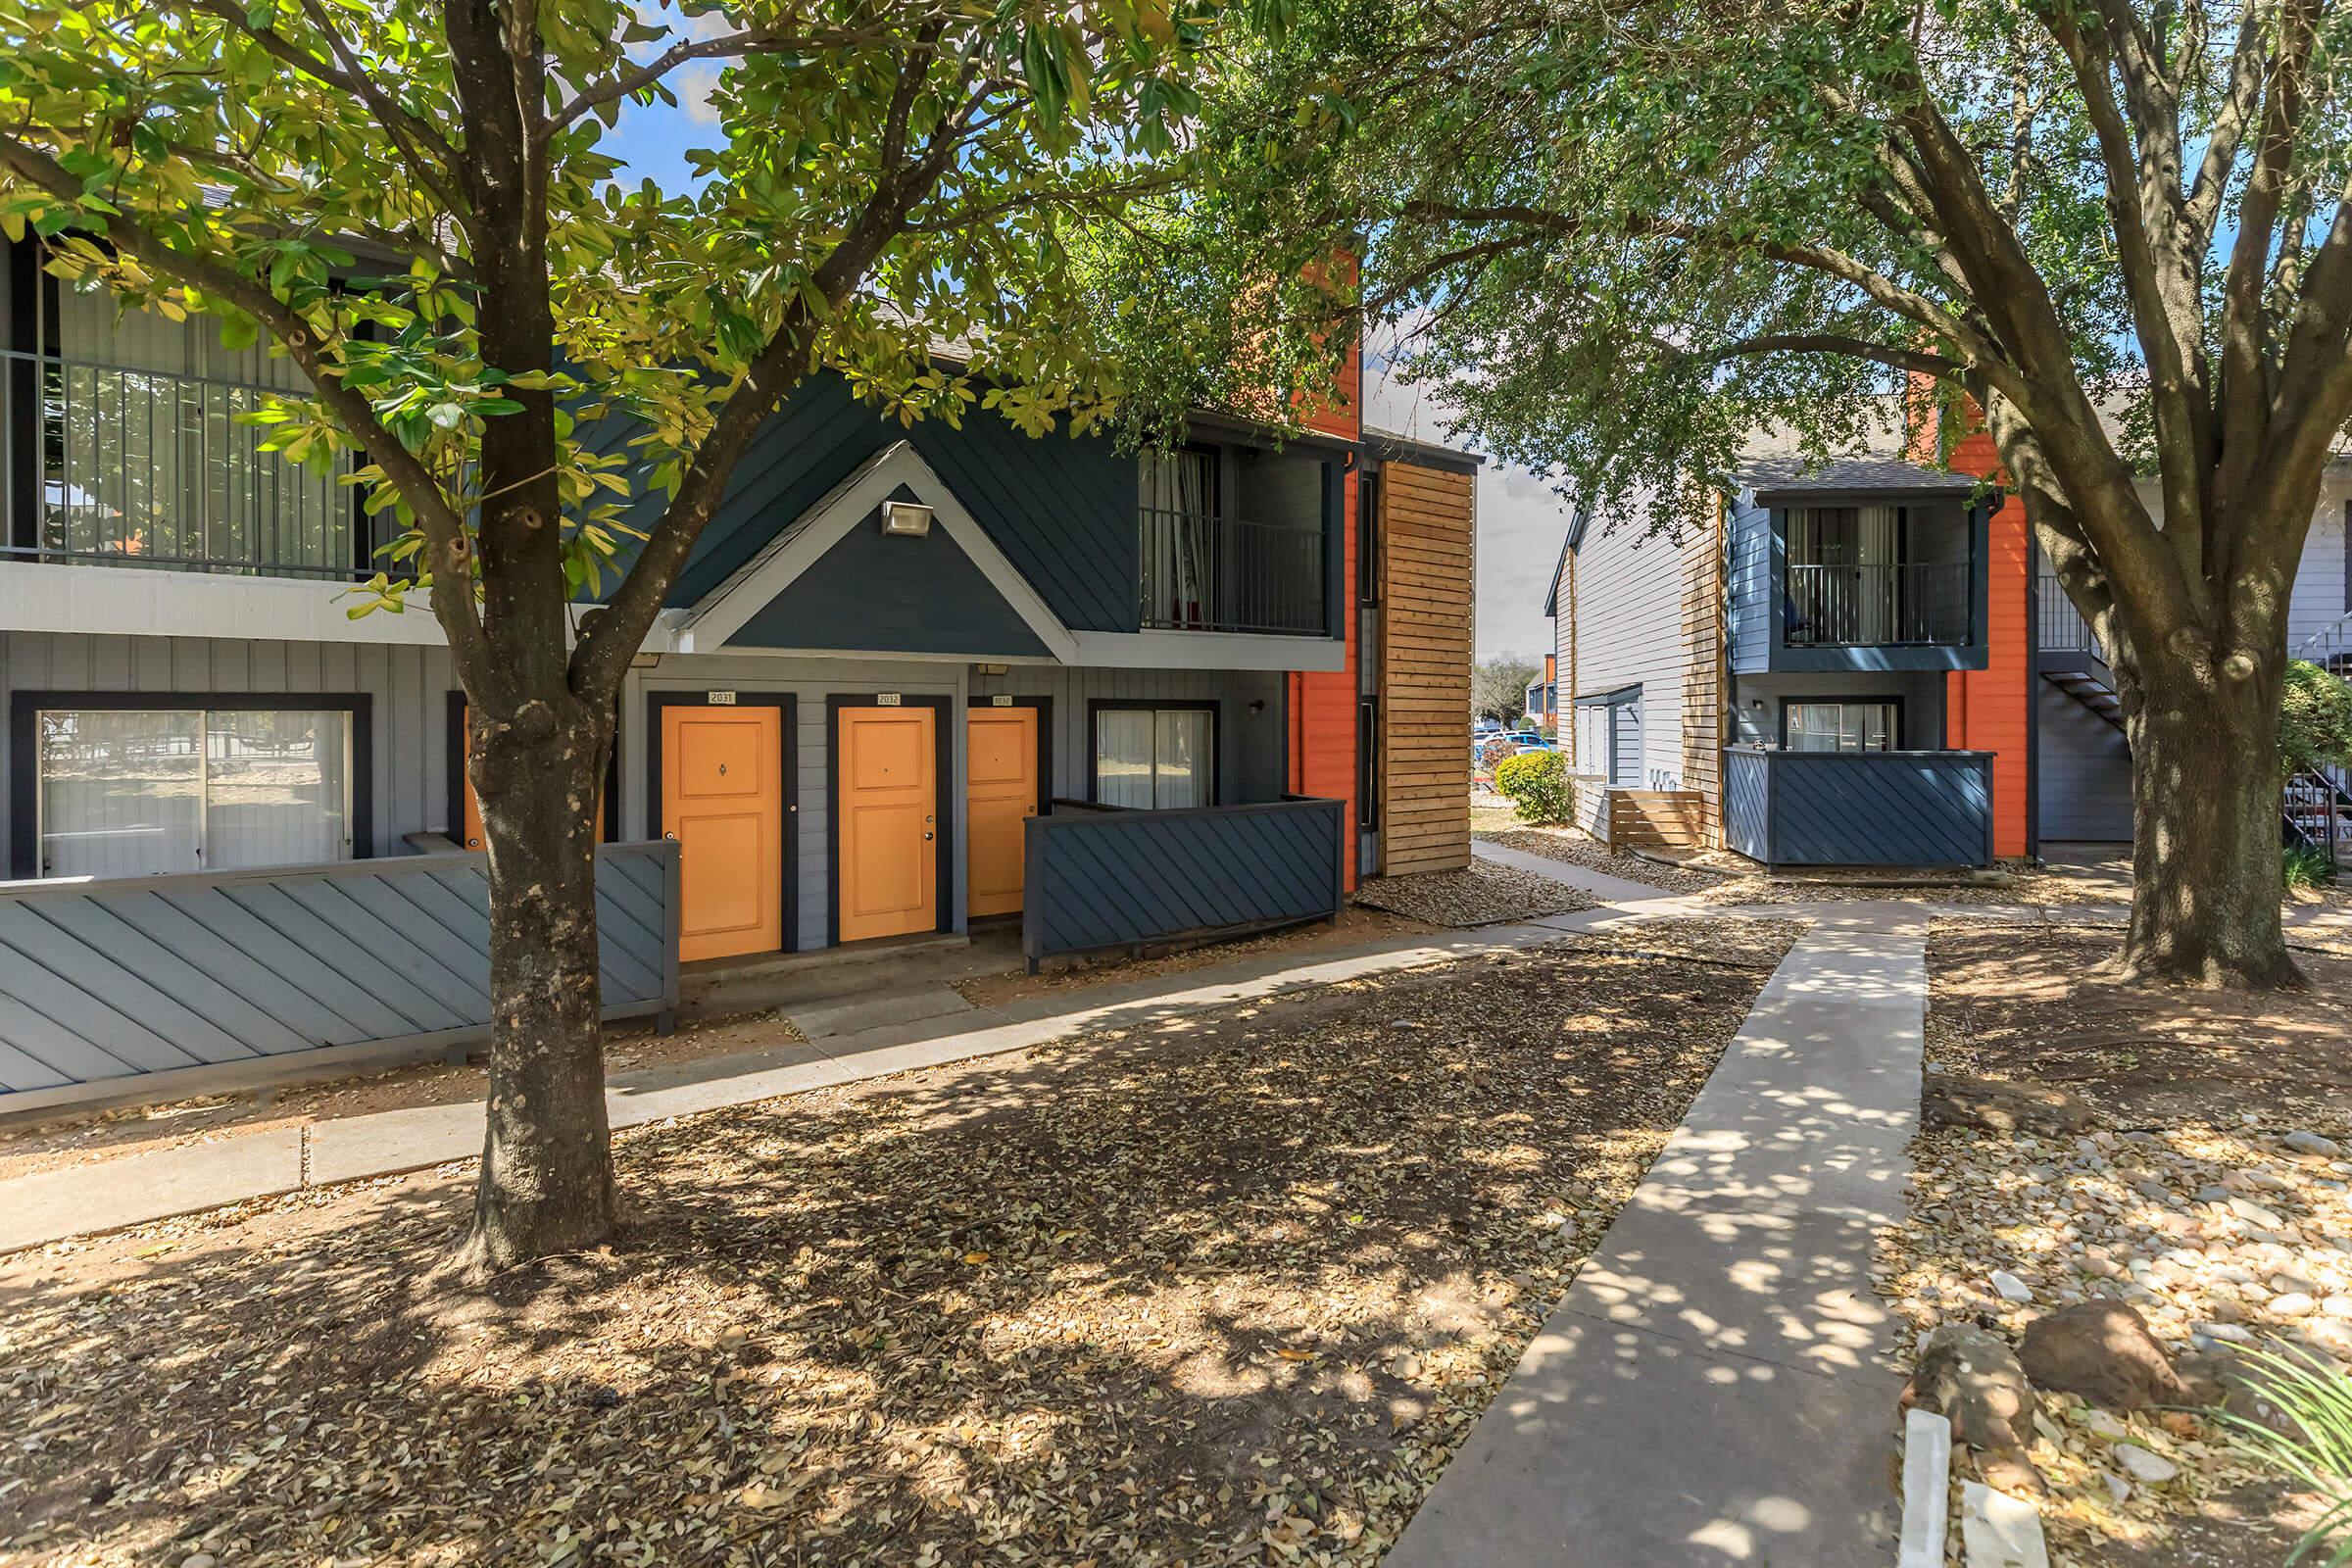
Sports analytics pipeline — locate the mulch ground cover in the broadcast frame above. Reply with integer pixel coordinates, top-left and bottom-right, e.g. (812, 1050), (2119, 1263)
(1, 923), (1795, 1568)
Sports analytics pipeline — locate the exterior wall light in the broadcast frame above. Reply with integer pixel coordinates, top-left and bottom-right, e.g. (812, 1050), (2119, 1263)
(881, 500), (934, 537)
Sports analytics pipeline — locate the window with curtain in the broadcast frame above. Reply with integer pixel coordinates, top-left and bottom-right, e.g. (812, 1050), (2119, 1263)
(1786, 701), (1898, 753)
(1093, 706), (1214, 809)
(1138, 447), (1220, 629)
(35, 706), (353, 877)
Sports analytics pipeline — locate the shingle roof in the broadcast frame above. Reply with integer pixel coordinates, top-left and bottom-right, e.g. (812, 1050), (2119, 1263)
(1735, 457), (1984, 498)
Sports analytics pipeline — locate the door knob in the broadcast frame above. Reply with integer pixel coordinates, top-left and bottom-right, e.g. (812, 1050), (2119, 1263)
(664, 831), (678, 841)
(923, 831), (935, 841)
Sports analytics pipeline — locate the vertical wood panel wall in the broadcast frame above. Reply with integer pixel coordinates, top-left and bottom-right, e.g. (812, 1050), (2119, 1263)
(1677, 493), (1728, 846)
(1377, 462), (1474, 874)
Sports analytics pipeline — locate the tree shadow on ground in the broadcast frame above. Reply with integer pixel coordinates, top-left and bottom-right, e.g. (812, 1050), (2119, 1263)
(0, 923), (1801, 1567)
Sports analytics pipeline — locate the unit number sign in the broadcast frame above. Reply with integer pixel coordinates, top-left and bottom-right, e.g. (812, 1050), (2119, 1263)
(877, 692), (903, 706)
(708, 690), (737, 705)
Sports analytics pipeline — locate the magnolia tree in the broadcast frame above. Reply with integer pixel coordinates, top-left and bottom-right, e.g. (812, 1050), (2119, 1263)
(0, 0), (1256, 1268)
(1160, 0), (2352, 986)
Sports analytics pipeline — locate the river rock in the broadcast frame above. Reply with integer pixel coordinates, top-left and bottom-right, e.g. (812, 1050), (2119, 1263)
(2018, 1300), (2186, 1412)
(1905, 1324), (2038, 1453)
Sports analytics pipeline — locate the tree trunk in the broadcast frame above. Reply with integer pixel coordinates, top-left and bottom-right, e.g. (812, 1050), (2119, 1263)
(454, 702), (618, 1273)
(2116, 649), (2301, 988)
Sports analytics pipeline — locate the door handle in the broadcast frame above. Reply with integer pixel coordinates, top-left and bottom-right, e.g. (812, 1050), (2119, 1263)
(663, 831), (678, 841)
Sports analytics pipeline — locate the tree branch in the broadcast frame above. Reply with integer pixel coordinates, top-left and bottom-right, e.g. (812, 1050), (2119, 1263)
(0, 130), (494, 682)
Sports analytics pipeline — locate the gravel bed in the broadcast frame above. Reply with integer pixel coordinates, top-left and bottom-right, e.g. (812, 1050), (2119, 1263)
(1879, 919), (2352, 1564)
(0, 931), (1794, 1566)
(1473, 827), (1731, 896)
(1353, 858), (1597, 927)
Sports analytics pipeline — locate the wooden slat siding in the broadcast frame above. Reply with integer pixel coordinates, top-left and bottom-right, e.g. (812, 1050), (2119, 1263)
(1378, 462), (1473, 875)
(0, 843), (679, 1096)
(0, 631), (455, 858)
(1726, 498), (1773, 673)
(1022, 799), (1344, 966)
(1943, 429), (2029, 857)
(1607, 789), (1707, 848)
(1722, 749), (1993, 868)
(1677, 491), (1727, 845)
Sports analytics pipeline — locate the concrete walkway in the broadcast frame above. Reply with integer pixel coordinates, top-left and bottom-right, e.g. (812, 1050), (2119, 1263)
(1386, 901), (1926, 1568)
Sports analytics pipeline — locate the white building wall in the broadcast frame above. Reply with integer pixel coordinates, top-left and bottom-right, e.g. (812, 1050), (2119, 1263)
(1560, 512), (1707, 793)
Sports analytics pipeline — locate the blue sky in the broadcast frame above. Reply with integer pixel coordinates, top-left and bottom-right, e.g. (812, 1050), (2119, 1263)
(605, 98), (714, 194)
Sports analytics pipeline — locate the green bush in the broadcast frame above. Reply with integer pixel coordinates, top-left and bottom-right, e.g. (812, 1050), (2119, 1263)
(2285, 844), (2338, 891)
(1494, 749), (1574, 824)
(2282, 659), (2352, 781)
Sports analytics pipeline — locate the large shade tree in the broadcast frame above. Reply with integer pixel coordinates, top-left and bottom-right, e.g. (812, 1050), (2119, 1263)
(0, 0), (1250, 1267)
(1159, 0), (2352, 985)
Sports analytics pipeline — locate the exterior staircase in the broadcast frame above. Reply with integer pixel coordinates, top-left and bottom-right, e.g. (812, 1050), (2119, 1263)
(2042, 666), (2126, 730)
(2289, 613), (2352, 865)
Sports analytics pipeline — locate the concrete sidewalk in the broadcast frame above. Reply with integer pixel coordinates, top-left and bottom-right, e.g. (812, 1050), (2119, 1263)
(0, 894), (1693, 1254)
(1384, 906), (1925, 1568)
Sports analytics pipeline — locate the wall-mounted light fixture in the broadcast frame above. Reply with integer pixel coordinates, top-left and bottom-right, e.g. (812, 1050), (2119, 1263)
(1248, 699), (1266, 716)
(880, 500), (934, 537)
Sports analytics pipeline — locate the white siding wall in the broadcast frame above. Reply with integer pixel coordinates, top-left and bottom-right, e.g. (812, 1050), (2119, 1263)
(1, 631), (453, 866)
(1561, 513), (1707, 793)
(2287, 474), (2350, 654)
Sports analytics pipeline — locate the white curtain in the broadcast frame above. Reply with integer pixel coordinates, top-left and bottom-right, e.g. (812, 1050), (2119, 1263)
(1139, 449), (1216, 626)
(205, 710), (351, 868)
(37, 710), (203, 878)
(1788, 702), (1895, 753)
(1095, 708), (1213, 808)
(46, 288), (346, 570)
(35, 707), (352, 878)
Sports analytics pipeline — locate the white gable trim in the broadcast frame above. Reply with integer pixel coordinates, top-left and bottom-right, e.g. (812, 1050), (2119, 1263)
(670, 441), (1080, 662)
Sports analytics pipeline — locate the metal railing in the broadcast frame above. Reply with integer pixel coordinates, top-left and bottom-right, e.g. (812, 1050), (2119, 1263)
(1784, 561), (1970, 646)
(1138, 507), (1326, 636)
(2037, 572), (2107, 662)
(1, 348), (358, 579)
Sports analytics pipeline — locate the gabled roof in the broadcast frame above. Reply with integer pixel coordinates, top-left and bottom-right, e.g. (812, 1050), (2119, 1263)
(671, 440), (1079, 661)
(1541, 500), (1592, 618)
(1736, 457), (1984, 501)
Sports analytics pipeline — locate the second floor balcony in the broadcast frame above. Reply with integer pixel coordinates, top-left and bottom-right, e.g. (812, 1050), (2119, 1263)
(1785, 561), (1973, 648)
(1138, 506), (1327, 637)
(3, 349), (364, 581)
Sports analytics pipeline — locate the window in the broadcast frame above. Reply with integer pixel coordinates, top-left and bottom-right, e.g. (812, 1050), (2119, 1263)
(1356, 697), (1379, 831)
(1786, 700), (1898, 753)
(30, 703), (358, 877)
(1093, 705), (1214, 809)
(1357, 469), (1382, 606)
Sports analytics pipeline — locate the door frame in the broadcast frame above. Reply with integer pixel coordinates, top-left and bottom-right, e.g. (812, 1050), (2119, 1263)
(642, 690), (797, 956)
(444, 691), (623, 847)
(825, 693), (954, 947)
(964, 694), (1053, 917)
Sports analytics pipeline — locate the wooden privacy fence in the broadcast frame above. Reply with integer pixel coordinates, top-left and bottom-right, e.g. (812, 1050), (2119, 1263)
(1724, 746), (1993, 869)
(0, 841), (680, 1112)
(1022, 797), (1346, 970)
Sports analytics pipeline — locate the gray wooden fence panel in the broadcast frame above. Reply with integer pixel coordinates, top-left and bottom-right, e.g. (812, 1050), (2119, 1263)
(0, 842), (679, 1097)
(1023, 798), (1344, 968)
(1722, 747), (1992, 868)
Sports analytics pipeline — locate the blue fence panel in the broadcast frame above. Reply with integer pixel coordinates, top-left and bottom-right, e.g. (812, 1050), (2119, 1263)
(0, 841), (680, 1102)
(1023, 798), (1345, 968)
(1724, 747), (1993, 868)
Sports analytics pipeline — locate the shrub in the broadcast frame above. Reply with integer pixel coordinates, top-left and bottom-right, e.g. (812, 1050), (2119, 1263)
(1494, 749), (1574, 824)
(2285, 845), (2338, 891)
(2215, 1345), (2352, 1564)
(2282, 659), (2352, 781)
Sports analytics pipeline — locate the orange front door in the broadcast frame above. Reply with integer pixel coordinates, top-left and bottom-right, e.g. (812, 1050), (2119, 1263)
(662, 705), (785, 961)
(838, 706), (938, 943)
(965, 707), (1040, 916)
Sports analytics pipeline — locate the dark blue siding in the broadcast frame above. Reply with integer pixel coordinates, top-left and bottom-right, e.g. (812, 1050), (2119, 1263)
(1023, 798), (1344, 965)
(728, 493), (1050, 657)
(1722, 746), (1992, 867)
(598, 372), (1139, 632)
(1728, 500), (1772, 672)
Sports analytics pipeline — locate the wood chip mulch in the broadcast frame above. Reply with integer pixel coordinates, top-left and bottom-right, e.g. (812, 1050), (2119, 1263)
(0, 926), (1796, 1568)
(1352, 859), (1596, 927)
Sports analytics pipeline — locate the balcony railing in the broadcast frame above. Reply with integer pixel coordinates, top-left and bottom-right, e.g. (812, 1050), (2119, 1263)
(1785, 561), (1970, 647)
(1138, 507), (1326, 637)
(2, 349), (358, 580)
(2037, 573), (2106, 662)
